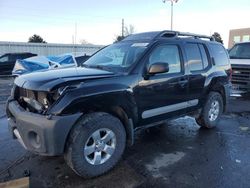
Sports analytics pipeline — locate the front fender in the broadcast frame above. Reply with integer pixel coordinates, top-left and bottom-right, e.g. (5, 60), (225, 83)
(48, 84), (138, 122)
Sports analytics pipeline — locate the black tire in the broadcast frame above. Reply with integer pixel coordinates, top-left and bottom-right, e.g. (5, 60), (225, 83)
(196, 92), (223, 128)
(64, 112), (126, 178)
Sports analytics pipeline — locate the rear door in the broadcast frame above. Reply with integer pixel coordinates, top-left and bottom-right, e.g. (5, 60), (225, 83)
(183, 42), (210, 111)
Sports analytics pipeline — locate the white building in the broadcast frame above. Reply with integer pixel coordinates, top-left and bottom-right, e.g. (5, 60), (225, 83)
(0, 41), (104, 56)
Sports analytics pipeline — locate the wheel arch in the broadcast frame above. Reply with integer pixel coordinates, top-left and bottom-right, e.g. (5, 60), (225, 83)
(62, 92), (138, 152)
(205, 76), (228, 112)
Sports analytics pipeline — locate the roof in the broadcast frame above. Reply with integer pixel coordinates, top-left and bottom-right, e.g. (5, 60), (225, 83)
(123, 30), (215, 42)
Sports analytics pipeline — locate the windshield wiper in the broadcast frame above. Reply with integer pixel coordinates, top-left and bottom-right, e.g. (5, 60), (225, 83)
(82, 64), (111, 71)
(81, 64), (90, 68)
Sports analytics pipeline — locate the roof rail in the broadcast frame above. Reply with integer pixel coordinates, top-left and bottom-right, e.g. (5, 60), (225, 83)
(160, 31), (215, 41)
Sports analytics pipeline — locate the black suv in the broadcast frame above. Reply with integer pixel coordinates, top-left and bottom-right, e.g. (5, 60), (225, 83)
(0, 52), (37, 75)
(7, 31), (231, 178)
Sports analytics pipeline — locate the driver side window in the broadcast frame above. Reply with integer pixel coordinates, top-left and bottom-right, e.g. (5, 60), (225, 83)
(149, 44), (181, 74)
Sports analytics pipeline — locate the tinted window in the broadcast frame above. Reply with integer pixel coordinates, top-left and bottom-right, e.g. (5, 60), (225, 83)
(149, 44), (181, 74)
(17, 54), (33, 59)
(9, 55), (18, 61)
(185, 43), (203, 71)
(18, 54), (28, 59)
(209, 44), (229, 65)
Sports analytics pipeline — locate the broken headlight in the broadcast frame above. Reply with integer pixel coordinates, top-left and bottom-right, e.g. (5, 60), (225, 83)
(23, 97), (44, 112)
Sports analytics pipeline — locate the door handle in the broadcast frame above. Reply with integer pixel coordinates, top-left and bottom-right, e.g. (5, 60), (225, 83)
(178, 79), (188, 87)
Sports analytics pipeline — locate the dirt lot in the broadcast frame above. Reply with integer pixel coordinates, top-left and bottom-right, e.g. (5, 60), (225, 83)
(1, 77), (250, 188)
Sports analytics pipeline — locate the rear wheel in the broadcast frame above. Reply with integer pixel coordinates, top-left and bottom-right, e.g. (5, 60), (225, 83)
(64, 112), (126, 178)
(196, 92), (223, 128)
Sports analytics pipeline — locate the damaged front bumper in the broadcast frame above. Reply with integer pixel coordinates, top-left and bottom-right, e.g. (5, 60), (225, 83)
(7, 99), (81, 156)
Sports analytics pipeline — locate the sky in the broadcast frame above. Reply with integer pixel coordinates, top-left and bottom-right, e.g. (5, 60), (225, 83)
(0, 0), (250, 47)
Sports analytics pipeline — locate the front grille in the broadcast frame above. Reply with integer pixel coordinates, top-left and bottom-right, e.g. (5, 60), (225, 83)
(231, 65), (250, 92)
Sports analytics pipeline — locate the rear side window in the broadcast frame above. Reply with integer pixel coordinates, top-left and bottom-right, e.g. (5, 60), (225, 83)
(9, 55), (17, 61)
(209, 44), (229, 65)
(9, 54), (25, 61)
(185, 43), (203, 71)
(18, 54), (31, 59)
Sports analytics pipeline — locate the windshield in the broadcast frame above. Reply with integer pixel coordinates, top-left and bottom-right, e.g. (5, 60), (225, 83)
(83, 42), (148, 73)
(229, 43), (250, 59)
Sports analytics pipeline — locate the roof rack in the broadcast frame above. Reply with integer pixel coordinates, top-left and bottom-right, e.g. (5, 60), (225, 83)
(160, 31), (215, 41)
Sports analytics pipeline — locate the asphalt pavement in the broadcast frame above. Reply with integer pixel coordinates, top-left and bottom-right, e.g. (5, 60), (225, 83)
(0, 78), (250, 188)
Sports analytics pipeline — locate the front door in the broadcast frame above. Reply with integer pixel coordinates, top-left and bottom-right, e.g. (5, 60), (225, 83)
(135, 43), (193, 125)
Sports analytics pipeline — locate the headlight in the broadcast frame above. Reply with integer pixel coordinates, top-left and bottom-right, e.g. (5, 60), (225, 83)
(11, 85), (17, 97)
(23, 97), (44, 112)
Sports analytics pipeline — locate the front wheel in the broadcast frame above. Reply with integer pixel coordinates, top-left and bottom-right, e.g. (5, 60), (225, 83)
(196, 92), (223, 128)
(64, 112), (126, 178)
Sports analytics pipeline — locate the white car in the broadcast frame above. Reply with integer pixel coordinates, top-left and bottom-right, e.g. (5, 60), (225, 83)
(229, 42), (250, 96)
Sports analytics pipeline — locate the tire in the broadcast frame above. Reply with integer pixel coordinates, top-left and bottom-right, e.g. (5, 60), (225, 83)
(64, 112), (126, 178)
(196, 92), (223, 128)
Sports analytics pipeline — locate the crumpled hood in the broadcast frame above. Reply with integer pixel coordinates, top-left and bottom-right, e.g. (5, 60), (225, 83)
(230, 59), (250, 65)
(15, 67), (115, 91)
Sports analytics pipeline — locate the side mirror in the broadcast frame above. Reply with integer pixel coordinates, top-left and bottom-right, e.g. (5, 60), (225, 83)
(148, 62), (169, 75)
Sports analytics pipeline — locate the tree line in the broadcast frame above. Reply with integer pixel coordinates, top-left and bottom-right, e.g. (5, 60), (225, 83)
(28, 31), (224, 44)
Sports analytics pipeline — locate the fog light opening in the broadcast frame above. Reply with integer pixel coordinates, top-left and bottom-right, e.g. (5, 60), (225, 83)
(28, 131), (41, 149)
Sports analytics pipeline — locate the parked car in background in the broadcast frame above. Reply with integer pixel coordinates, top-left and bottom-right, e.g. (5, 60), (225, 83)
(12, 53), (90, 76)
(0, 52), (36, 75)
(229, 42), (250, 95)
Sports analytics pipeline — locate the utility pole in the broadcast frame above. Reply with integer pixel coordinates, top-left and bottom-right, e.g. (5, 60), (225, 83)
(162, 0), (179, 30)
(122, 18), (125, 37)
(170, 1), (173, 30)
(74, 22), (77, 44)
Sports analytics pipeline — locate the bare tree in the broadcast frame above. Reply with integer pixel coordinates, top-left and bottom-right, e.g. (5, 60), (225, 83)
(115, 24), (136, 42)
(124, 25), (135, 36)
(212, 32), (223, 44)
